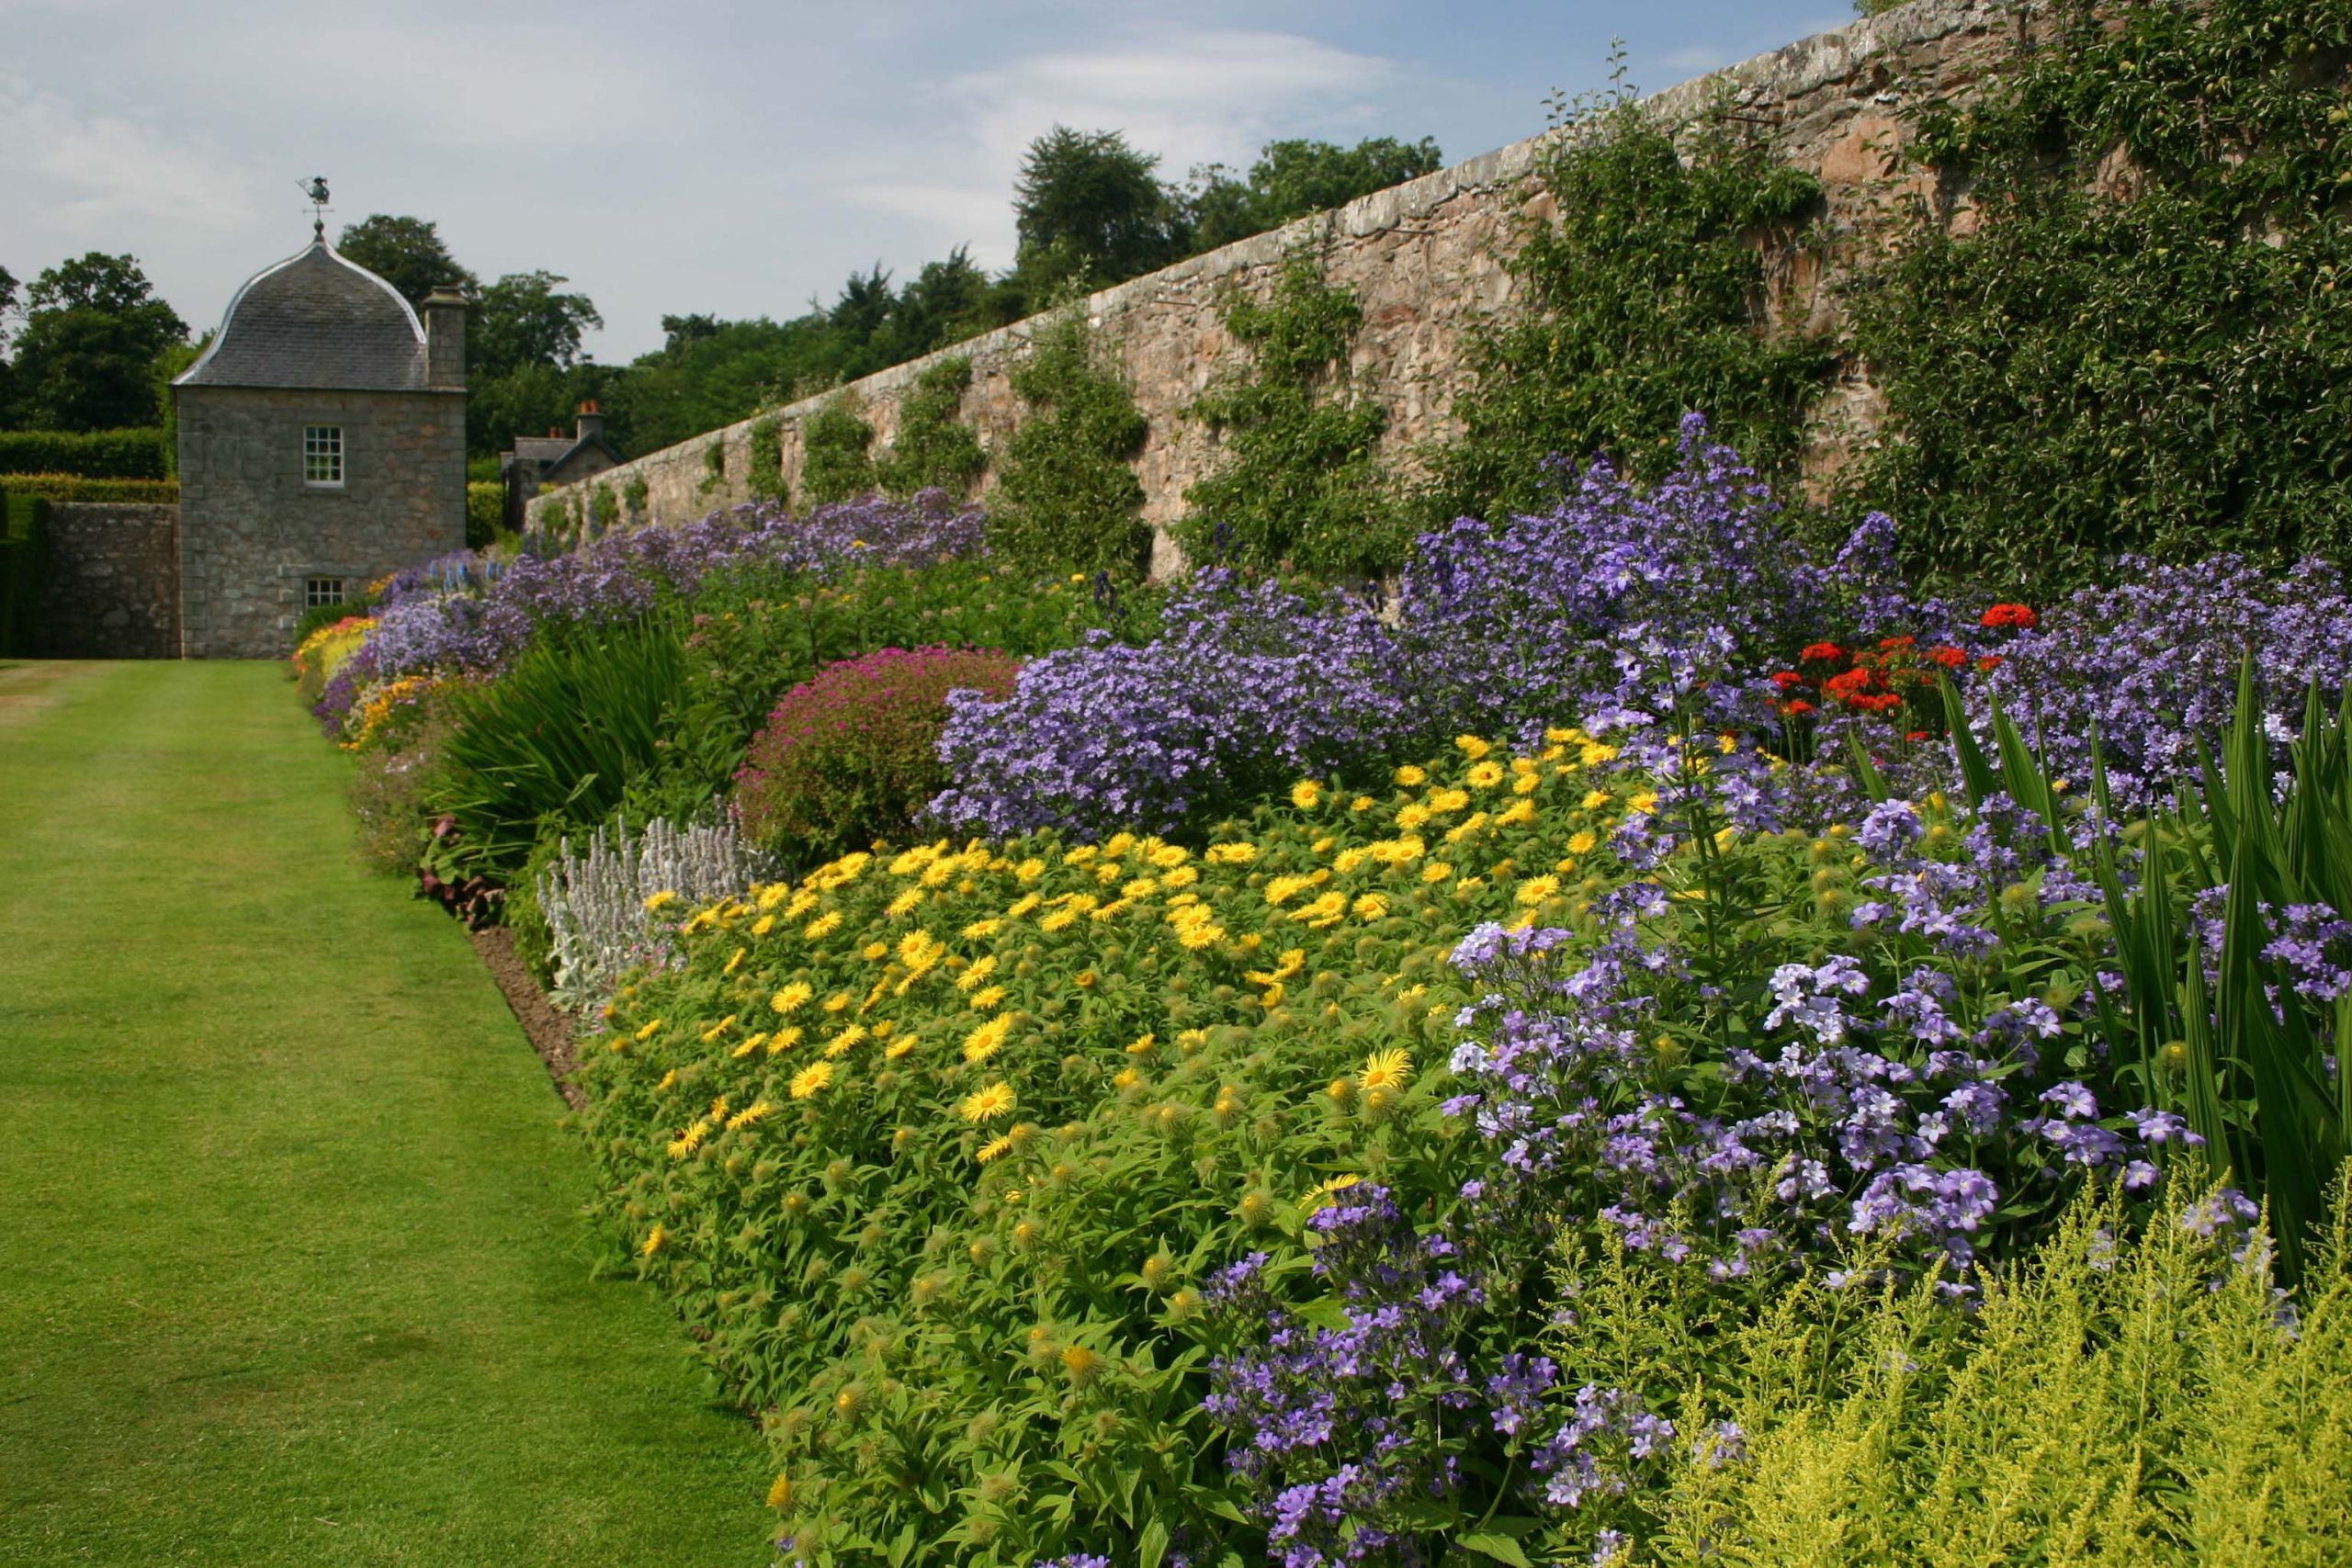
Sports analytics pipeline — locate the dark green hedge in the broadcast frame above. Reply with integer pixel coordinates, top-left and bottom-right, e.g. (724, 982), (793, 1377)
(0, 491), (51, 657)
(0, 429), (169, 480)
(0, 473), (178, 504)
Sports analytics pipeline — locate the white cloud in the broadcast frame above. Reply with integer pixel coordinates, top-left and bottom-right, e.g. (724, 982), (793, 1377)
(949, 29), (1399, 185)
(0, 73), (261, 237)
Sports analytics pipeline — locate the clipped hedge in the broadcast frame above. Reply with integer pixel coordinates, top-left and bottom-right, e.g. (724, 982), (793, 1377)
(0, 428), (169, 479)
(466, 481), (504, 547)
(0, 491), (51, 657)
(735, 646), (1023, 865)
(0, 473), (178, 504)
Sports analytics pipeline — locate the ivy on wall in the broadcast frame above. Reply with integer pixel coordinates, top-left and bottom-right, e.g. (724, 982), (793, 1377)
(1843, 0), (2352, 592)
(1178, 251), (1397, 575)
(1429, 62), (1834, 526)
(986, 312), (1150, 577)
(876, 357), (989, 499)
(800, 392), (877, 506)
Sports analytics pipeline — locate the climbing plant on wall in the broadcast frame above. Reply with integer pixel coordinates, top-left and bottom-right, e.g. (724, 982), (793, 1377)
(986, 311), (1149, 577)
(746, 415), (787, 502)
(1841, 0), (2352, 592)
(800, 393), (877, 506)
(876, 357), (988, 499)
(1427, 61), (1834, 526)
(1178, 250), (1397, 576)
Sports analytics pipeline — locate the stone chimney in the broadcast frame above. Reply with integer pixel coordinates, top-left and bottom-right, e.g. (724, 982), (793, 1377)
(422, 288), (467, 389)
(575, 400), (605, 445)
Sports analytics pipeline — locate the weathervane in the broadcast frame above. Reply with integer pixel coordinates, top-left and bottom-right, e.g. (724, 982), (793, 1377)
(301, 176), (332, 242)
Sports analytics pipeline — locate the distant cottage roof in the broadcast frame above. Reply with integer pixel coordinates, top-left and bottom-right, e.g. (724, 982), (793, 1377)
(176, 240), (431, 391)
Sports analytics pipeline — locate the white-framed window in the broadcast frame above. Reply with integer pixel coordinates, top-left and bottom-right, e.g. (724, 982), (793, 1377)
(304, 576), (346, 609)
(303, 424), (345, 487)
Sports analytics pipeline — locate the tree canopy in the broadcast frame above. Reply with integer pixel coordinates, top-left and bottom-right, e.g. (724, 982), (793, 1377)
(336, 214), (478, 307)
(4, 253), (186, 431)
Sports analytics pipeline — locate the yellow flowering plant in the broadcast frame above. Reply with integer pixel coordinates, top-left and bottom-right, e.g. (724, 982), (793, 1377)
(578, 735), (1647, 1565)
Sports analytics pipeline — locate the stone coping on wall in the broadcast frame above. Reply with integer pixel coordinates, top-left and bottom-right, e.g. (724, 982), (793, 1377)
(527, 0), (2034, 557)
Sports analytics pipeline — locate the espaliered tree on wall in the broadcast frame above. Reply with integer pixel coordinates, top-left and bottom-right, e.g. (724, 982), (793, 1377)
(985, 312), (1149, 577)
(1179, 252), (1397, 577)
(1428, 62), (1834, 527)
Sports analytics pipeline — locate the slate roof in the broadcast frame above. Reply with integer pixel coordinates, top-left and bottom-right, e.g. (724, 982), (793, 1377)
(176, 240), (433, 391)
(509, 435), (575, 463)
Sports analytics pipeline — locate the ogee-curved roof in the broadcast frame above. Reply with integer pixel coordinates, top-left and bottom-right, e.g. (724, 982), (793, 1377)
(176, 240), (431, 391)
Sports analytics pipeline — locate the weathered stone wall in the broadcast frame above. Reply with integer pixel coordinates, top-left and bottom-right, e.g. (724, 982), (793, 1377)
(176, 386), (466, 657)
(531, 0), (2045, 570)
(39, 503), (181, 659)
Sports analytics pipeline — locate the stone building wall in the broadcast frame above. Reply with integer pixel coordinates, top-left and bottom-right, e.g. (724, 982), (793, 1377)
(176, 386), (466, 657)
(39, 503), (181, 659)
(529, 0), (2045, 570)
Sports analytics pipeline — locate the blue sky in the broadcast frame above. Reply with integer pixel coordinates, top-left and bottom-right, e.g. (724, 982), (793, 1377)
(4, 0), (1855, 361)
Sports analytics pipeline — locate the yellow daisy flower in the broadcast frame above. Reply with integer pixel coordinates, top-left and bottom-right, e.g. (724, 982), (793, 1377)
(957, 1082), (1017, 1122)
(788, 1061), (833, 1100)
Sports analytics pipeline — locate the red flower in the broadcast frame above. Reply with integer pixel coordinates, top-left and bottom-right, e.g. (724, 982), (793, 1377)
(1849, 693), (1905, 714)
(1782, 699), (1816, 716)
(1877, 635), (1917, 651)
(1905, 730), (1931, 742)
(1977, 655), (2003, 673)
(1980, 604), (2039, 631)
(1927, 644), (1968, 669)
(1824, 669), (1878, 699)
(1770, 670), (1805, 690)
(1801, 641), (1846, 663)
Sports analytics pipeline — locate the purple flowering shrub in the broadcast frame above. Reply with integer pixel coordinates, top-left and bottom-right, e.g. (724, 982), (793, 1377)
(1203, 778), (2232, 1566)
(935, 418), (1953, 840)
(1983, 554), (2352, 807)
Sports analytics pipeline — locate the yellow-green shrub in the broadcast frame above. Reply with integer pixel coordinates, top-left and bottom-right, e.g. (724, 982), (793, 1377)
(1588, 1180), (2352, 1566)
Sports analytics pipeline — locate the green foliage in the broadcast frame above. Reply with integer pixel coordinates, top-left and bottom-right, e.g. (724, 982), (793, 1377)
(747, 415), (787, 502)
(3, 253), (187, 433)
(800, 394), (878, 506)
(506, 829), (565, 988)
(1185, 136), (1445, 252)
(699, 436), (728, 499)
(153, 340), (200, 474)
(0, 492), (50, 657)
(2073, 664), (2352, 1281)
(1430, 65), (1831, 524)
(876, 357), (989, 499)
(622, 472), (650, 520)
(1842, 0), (2352, 593)
(0, 427), (168, 479)
(735, 649), (1024, 865)
(1178, 252), (1396, 573)
(987, 313), (1149, 577)
(1575, 1179), (2352, 1566)
(466, 480), (504, 548)
(0, 473), (176, 503)
(426, 618), (692, 880)
(335, 214), (478, 307)
(589, 481), (620, 536)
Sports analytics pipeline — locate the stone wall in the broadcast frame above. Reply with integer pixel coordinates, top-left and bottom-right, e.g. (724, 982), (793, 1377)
(39, 503), (181, 659)
(530, 0), (2047, 570)
(176, 385), (467, 657)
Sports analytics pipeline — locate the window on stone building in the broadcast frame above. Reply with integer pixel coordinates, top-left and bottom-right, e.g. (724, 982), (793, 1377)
(304, 576), (346, 609)
(303, 424), (345, 487)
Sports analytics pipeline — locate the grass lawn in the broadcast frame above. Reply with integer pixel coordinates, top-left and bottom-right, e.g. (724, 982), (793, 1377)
(0, 660), (773, 1565)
